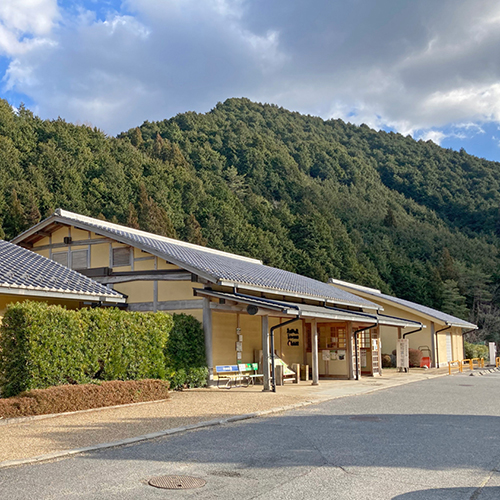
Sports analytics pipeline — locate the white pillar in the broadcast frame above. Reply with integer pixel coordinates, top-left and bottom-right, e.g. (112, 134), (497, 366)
(262, 315), (271, 391)
(203, 297), (213, 385)
(312, 318), (319, 385)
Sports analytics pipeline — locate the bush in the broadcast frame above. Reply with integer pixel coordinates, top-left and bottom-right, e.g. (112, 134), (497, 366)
(0, 302), (173, 397)
(165, 314), (207, 390)
(409, 348), (423, 368)
(464, 341), (488, 360)
(0, 379), (169, 418)
(381, 354), (392, 368)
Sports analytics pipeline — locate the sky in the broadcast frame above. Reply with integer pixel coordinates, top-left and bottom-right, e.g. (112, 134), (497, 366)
(2, 0), (500, 161)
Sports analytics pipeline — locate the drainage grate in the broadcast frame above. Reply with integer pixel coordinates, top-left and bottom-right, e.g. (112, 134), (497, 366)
(350, 415), (382, 422)
(148, 475), (206, 490)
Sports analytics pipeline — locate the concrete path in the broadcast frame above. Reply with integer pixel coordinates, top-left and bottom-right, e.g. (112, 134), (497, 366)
(0, 368), (449, 466)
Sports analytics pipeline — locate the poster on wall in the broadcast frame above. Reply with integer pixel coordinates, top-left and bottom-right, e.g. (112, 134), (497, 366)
(330, 351), (338, 360)
(322, 350), (330, 361)
(338, 350), (346, 361)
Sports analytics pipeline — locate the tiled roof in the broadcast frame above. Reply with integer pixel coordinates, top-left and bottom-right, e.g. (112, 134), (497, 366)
(329, 279), (477, 329)
(13, 210), (379, 310)
(0, 239), (124, 301)
(195, 289), (423, 328)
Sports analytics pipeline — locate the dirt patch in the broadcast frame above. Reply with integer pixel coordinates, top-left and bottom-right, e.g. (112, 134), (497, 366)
(0, 380), (169, 418)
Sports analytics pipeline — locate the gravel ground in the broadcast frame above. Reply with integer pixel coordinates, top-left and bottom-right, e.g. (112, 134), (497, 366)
(0, 368), (452, 463)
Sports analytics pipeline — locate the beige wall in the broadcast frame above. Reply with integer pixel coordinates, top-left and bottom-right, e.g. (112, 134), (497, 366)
(0, 293), (81, 321)
(29, 225), (202, 313)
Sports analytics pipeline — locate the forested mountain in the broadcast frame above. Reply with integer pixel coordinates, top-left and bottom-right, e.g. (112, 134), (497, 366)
(0, 98), (499, 342)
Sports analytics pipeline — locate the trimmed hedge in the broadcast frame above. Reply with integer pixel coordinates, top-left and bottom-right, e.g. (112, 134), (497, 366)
(0, 302), (173, 397)
(166, 314), (208, 390)
(0, 379), (170, 418)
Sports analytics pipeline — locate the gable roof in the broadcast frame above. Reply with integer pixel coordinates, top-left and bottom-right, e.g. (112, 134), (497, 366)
(12, 209), (379, 310)
(328, 278), (477, 329)
(0, 239), (124, 303)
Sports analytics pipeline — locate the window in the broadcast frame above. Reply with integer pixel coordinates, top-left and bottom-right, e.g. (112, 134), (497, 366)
(112, 247), (131, 267)
(52, 251), (68, 267)
(71, 249), (88, 270)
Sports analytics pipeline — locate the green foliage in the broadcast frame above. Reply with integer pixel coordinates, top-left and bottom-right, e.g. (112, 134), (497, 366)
(3, 97), (500, 329)
(165, 314), (207, 390)
(0, 302), (173, 397)
(464, 341), (488, 360)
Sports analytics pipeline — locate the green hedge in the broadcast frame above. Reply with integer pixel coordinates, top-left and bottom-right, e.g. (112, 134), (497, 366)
(464, 341), (488, 360)
(0, 302), (173, 397)
(166, 313), (208, 390)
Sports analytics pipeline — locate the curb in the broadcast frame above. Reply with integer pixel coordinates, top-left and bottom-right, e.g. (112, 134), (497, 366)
(0, 372), (448, 469)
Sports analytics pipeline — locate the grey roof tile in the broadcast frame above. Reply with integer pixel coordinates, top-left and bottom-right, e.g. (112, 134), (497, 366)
(0, 239), (123, 300)
(14, 210), (379, 309)
(329, 279), (477, 329)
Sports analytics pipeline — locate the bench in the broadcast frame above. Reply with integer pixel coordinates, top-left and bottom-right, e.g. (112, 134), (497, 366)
(215, 363), (263, 388)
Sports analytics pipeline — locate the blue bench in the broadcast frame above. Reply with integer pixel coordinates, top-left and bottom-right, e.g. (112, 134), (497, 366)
(215, 363), (263, 388)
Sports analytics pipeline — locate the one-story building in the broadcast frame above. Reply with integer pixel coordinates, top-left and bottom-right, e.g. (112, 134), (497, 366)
(13, 209), (424, 388)
(0, 239), (125, 320)
(328, 279), (477, 367)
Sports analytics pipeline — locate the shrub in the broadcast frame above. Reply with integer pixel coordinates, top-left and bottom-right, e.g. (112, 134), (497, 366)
(0, 302), (173, 397)
(0, 379), (169, 418)
(381, 354), (392, 368)
(464, 341), (488, 360)
(409, 348), (423, 368)
(165, 314), (207, 389)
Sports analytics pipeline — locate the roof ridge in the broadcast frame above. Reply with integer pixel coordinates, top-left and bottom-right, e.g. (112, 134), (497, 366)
(55, 209), (263, 265)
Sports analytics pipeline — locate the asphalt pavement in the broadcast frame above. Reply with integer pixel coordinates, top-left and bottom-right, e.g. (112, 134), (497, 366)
(1, 371), (499, 499)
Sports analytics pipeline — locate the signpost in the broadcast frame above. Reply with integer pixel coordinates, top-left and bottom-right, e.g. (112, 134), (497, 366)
(397, 339), (409, 372)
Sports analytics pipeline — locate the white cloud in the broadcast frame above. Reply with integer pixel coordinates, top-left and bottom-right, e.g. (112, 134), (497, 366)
(0, 0), (58, 55)
(3, 0), (500, 139)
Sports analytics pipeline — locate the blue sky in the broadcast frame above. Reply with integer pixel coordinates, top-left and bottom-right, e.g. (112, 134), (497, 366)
(2, 1), (500, 161)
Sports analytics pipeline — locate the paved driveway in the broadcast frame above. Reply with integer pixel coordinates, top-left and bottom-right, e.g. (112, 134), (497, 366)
(1, 372), (499, 499)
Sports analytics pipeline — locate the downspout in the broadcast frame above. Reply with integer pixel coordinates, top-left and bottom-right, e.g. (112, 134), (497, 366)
(402, 327), (423, 373)
(353, 323), (378, 380)
(403, 327), (423, 338)
(232, 288), (301, 393)
(461, 328), (477, 360)
(270, 316), (301, 392)
(435, 325), (451, 368)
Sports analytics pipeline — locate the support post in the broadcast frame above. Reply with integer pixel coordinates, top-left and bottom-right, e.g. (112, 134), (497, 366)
(203, 297), (213, 385)
(311, 318), (319, 385)
(262, 315), (271, 391)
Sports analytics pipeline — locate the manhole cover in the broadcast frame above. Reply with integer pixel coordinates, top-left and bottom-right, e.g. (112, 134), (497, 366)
(350, 416), (381, 422)
(148, 475), (206, 490)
